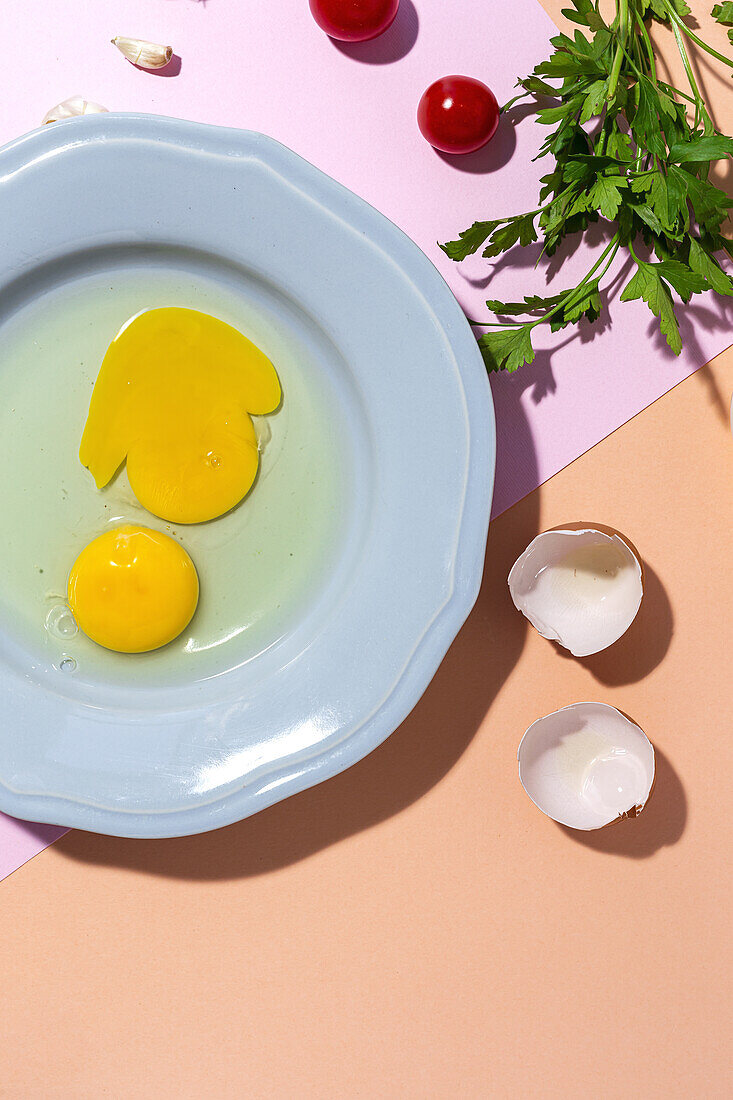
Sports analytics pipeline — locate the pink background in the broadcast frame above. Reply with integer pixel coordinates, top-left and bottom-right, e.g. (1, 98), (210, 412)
(0, 4), (731, 1095)
(0, 1), (731, 876)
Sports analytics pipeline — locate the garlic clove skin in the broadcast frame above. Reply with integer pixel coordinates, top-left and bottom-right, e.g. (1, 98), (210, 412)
(518, 702), (655, 830)
(112, 36), (173, 70)
(508, 527), (643, 657)
(42, 97), (109, 125)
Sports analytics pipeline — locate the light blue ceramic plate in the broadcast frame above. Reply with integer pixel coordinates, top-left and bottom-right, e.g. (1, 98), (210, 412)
(0, 115), (494, 837)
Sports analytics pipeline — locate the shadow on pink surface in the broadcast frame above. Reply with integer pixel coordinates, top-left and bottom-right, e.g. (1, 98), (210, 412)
(647, 295), (733, 368)
(435, 114), (517, 176)
(134, 54), (183, 78)
(330, 0), (419, 65)
(3, 816), (66, 845)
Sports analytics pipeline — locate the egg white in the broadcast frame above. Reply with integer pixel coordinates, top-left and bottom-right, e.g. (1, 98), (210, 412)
(0, 266), (348, 686)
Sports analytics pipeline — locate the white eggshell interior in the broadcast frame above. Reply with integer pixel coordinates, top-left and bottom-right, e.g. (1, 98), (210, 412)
(518, 702), (655, 830)
(508, 528), (643, 657)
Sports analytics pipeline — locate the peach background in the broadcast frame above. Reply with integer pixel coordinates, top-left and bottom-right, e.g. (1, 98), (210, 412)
(1, 344), (731, 1100)
(1, 2), (732, 1096)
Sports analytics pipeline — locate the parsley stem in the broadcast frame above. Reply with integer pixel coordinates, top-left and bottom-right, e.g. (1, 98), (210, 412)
(658, 82), (696, 106)
(528, 234), (620, 328)
(448, 1), (733, 369)
(664, 3), (733, 71)
(608, 10), (650, 91)
(669, 17), (703, 129)
(634, 11), (657, 85)
(501, 91), (531, 113)
(471, 235), (621, 330)
(607, 0), (629, 101)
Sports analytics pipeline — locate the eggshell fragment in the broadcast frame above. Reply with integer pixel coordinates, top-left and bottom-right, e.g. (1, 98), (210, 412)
(508, 527), (643, 657)
(518, 702), (655, 830)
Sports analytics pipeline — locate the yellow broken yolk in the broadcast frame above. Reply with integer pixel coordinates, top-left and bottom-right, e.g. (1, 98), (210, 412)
(79, 308), (281, 524)
(68, 525), (199, 653)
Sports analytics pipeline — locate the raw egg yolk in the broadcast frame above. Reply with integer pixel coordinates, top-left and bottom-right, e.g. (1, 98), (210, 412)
(68, 525), (199, 653)
(79, 308), (281, 524)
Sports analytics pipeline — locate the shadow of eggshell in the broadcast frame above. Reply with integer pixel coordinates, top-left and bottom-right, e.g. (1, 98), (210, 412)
(558, 745), (685, 857)
(580, 561), (673, 687)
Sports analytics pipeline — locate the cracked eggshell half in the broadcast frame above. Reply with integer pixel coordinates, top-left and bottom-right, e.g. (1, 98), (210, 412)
(508, 527), (643, 657)
(518, 702), (655, 830)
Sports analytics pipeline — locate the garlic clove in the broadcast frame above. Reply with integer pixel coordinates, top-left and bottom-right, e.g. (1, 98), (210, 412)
(42, 97), (109, 125)
(111, 36), (173, 70)
(508, 527), (643, 657)
(518, 702), (655, 830)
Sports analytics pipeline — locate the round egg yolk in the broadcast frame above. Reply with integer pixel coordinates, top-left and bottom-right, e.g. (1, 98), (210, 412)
(78, 308), (281, 524)
(68, 525), (199, 653)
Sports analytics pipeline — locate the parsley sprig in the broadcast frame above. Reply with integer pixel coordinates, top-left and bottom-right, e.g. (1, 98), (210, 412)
(441, 1), (733, 371)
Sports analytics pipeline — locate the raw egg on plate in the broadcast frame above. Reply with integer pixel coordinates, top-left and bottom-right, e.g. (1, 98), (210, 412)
(68, 525), (199, 653)
(79, 307), (282, 524)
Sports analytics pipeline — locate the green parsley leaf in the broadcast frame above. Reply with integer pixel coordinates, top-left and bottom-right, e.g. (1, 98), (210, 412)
(561, 1), (596, 25)
(517, 76), (559, 97)
(440, 221), (501, 261)
(580, 79), (608, 123)
(482, 214), (538, 257)
(712, 3), (733, 25)
(631, 175), (654, 194)
(654, 260), (708, 302)
(589, 175), (627, 219)
(688, 236), (733, 293)
(620, 263), (682, 354)
(633, 203), (664, 235)
(485, 292), (567, 316)
(682, 171), (733, 231)
(549, 280), (602, 330)
(668, 134), (733, 163)
(440, 2), (733, 371)
(477, 327), (535, 373)
(629, 77), (666, 158)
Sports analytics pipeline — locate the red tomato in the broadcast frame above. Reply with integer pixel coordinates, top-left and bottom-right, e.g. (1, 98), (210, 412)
(309, 0), (400, 42)
(417, 76), (500, 155)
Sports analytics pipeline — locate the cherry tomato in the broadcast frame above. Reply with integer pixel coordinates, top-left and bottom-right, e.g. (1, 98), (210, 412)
(309, 0), (400, 42)
(417, 76), (500, 155)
